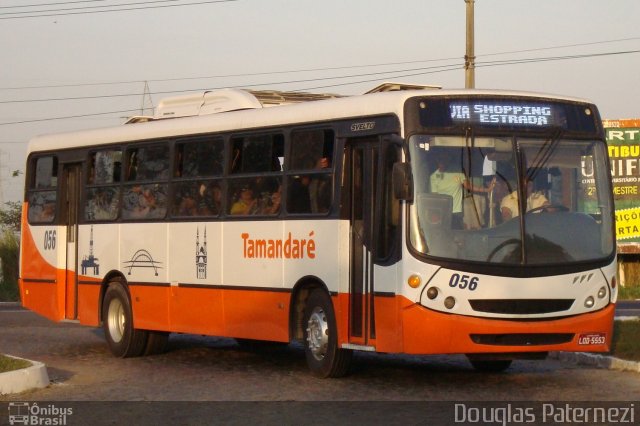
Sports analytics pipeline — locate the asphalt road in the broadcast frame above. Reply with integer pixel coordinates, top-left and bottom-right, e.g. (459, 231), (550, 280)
(1, 303), (639, 425)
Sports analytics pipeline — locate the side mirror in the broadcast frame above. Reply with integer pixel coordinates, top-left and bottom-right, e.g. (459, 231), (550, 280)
(393, 162), (413, 201)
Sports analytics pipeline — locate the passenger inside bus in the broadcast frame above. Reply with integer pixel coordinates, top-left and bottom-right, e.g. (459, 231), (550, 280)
(287, 157), (332, 214)
(230, 185), (258, 215)
(499, 170), (551, 221)
(429, 150), (494, 229)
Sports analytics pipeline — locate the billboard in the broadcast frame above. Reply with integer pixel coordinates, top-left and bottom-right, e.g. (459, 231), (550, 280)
(603, 119), (640, 250)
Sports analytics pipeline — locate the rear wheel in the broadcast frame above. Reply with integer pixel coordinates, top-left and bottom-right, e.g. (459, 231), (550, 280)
(102, 282), (148, 358)
(303, 289), (352, 378)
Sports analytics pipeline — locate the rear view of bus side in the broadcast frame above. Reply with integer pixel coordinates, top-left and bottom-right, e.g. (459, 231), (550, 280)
(19, 85), (617, 377)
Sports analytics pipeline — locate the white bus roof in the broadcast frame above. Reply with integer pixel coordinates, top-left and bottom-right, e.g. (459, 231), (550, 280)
(26, 86), (593, 155)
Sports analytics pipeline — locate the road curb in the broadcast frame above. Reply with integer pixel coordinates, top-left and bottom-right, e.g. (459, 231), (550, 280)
(549, 351), (640, 373)
(0, 355), (49, 395)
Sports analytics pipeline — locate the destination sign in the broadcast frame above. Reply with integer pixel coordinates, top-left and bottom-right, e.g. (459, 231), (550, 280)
(450, 103), (553, 127)
(415, 97), (599, 134)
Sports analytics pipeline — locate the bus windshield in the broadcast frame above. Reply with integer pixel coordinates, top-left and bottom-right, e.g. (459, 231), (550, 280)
(408, 133), (614, 265)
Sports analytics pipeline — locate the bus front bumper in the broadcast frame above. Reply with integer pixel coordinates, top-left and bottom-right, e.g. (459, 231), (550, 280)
(401, 302), (615, 355)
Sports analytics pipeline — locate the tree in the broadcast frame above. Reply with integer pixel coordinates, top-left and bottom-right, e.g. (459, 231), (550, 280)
(0, 201), (21, 232)
(0, 202), (21, 301)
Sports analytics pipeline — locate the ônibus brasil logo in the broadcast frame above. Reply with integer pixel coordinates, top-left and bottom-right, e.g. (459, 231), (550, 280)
(8, 402), (73, 426)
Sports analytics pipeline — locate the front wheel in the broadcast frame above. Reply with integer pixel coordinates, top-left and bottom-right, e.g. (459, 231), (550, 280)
(303, 289), (352, 378)
(102, 282), (148, 358)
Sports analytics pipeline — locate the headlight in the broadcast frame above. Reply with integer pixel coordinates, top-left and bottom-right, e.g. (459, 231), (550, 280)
(427, 287), (438, 300)
(584, 296), (595, 308)
(444, 296), (456, 309)
(597, 287), (607, 299)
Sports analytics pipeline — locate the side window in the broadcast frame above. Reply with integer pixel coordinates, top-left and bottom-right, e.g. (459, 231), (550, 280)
(228, 177), (281, 216)
(85, 150), (121, 221)
(376, 144), (400, 261)
(175, 137), (224, 178)
(27, 156), (58, 223)
(227, 133), (284, 217)
(126, 144), (170, 182)
(230, 134), (284, 174)
(123, 143), (169, 220)
(287, 129), (334, 214)
(172, 137), (224, 218)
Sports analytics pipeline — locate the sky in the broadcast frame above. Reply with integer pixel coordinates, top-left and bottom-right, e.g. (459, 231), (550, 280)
(0, 0), (639, 203)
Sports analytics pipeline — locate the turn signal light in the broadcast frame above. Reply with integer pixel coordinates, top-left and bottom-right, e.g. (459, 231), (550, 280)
(408, 274), (421, 288)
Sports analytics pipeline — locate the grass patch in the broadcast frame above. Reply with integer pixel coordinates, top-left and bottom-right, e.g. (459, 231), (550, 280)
(0, 354), (31, 373)
(610, 319), (640, 362)
(0, 279), (19, 302)
(0, 229), (20, 302)
(618, 285), (640, 301)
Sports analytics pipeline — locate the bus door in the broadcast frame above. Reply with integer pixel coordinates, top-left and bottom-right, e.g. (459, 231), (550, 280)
(345, 138), (381, 347)
(61, 163), (82, 320)
(345, 136), (400, 348)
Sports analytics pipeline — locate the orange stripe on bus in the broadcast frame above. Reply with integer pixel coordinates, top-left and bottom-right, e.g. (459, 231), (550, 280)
(20, 204), (62, 321)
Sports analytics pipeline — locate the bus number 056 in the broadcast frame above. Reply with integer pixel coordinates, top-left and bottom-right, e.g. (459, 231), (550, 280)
(449, 273), (479, 291)
(44, 230), (56, 250)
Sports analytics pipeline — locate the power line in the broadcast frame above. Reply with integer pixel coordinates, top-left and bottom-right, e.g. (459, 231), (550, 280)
(0, 0), (238, 20)
(1, 49), (639, 125)
(0, 0), (193, 16)
(0, 0), (108, 10)
(2, 36), (638, 91)
(0, 62), (466, 104)
(295, 50), (640, 92)
(0, 108), (140, 126)
(2, 49), (639, 104)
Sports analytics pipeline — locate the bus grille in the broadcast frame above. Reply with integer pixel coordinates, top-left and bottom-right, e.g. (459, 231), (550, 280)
(470, 333), (574, 346)
(468, 299), (574, 314)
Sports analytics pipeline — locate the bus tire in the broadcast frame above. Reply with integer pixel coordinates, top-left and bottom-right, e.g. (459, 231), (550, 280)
(143, 331), (169, 356)
(102, 282), (148, 358)
(469, 359), (512, 373)
(303, 289), (352, 378)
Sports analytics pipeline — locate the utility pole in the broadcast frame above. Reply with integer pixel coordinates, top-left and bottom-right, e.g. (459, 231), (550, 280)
(464, 0), (475, 89)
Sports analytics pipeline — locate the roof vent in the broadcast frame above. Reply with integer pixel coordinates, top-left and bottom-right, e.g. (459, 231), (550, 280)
(154, 89), (263, 119)
(365, 82), (441, 94)
(149, 88), (342, 121)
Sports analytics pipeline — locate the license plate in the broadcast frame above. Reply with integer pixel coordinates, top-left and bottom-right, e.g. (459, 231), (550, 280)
(577, 333), (606, 345)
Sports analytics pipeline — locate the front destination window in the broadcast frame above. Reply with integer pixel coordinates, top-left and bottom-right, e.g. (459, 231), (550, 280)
(408, 97), (614, 266)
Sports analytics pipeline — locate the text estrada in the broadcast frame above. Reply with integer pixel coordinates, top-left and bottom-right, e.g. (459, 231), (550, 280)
(242, 231), (316, 259)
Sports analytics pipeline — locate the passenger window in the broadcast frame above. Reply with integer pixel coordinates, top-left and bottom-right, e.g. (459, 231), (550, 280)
(286, 129), (334, 214)
(85, 150), (122, 222)
(122, 183), (168, 220)
(290, 129), (334, 171)
(230, 134), (284, 174)
(34, 156), (58, 189)
(228, 177), (282, 216)
(27, 155), (58, 223)
(126, 144), (170, 181)
(172, 180), (222, 217)
(88, 150), (122, 184)
(175, 137), (224, 177)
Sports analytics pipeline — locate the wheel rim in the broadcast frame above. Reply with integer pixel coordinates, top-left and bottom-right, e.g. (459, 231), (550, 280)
(107, 298), (125, 343)
(306, 306), (329, 361)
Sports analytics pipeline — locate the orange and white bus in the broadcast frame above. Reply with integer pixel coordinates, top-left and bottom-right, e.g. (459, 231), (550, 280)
(20, 84), (617, 377)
